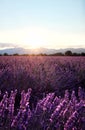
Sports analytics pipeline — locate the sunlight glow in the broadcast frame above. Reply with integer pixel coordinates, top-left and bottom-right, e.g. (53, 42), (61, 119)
(0, 26), (85, 49)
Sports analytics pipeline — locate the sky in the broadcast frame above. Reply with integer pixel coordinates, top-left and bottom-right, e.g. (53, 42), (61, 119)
(0, 0), (85, 49)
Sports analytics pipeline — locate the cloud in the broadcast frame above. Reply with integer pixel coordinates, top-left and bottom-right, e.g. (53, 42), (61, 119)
(0, 43), (18, 48)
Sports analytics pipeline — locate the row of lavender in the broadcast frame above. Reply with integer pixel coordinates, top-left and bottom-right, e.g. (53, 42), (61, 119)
(0, 87), (85, 130)
(0, 56), (85, 95)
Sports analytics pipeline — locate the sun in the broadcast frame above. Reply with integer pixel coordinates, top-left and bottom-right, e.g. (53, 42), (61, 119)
(19, 26), (47, 49)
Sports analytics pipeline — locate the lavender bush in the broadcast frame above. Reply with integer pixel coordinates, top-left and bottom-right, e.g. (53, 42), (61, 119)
(0, 87), (85, 130)
(0, 56), (85, 129)
(0, 56), (85, 94)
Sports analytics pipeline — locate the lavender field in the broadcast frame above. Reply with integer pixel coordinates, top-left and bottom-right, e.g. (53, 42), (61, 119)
(0, 56), (85, 130)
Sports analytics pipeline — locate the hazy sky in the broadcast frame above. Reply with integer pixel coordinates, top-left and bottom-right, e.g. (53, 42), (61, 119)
(0, 0), (85, 49)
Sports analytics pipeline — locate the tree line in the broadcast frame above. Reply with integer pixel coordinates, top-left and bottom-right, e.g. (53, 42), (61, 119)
(0, 50), (85, 56)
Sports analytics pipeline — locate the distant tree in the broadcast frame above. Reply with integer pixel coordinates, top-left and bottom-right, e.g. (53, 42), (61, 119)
(72, 53), (79, 56)
(55, 52), (64, 56)
(49, 52), (64, 56)
(23, 54), (29, 56)
(81, 52), (85, 56)
(3, 53), (8, 56)
(39, 53), (47, 56)
(65, 50), (72, 56)
(13, 53), (19, 56)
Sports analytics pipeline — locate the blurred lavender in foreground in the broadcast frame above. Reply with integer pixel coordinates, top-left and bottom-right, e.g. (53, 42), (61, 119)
(0, 87), (85, 130)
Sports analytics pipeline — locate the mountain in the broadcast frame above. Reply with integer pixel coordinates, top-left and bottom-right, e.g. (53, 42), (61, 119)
(0, 47), (57, 54)
(0, 47), (85, 55)
(0, 48), (30, 55)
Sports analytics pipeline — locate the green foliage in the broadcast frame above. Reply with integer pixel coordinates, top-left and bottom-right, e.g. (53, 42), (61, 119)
(65, 50), (72, 56)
